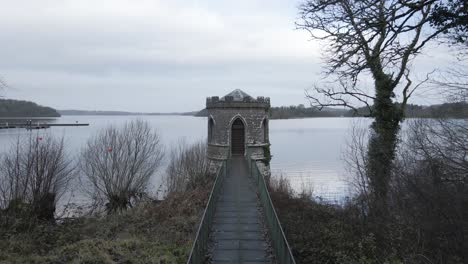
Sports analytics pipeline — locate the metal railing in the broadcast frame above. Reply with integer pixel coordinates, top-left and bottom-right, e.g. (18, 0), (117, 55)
(187, 159), (228, 264)
(247, 155), (296, 264)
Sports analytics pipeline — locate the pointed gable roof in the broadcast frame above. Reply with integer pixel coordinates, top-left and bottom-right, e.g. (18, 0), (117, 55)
(221, 89), (253, 101)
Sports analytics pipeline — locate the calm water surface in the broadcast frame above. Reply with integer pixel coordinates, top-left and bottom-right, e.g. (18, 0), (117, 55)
(0, 116), (365, 203)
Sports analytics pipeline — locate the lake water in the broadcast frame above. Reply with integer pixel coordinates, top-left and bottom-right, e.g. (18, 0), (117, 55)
(0, 116), (366, 204)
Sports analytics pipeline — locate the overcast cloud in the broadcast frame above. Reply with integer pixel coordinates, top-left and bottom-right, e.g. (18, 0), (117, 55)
(0, 0), (460, 112)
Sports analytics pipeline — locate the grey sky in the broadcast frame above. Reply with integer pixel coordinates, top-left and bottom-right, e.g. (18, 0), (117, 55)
(0, 0), (460, 112)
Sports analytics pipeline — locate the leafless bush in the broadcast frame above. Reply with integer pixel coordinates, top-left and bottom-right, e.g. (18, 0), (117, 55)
(268, 172), (315, 201)
(0, 133), (74, 224)
(164, 140), (210, 194)
(0, 76), (8, 97)
(403, 118), (468, 181)
(80, 120), (164, 213)
(268, 173), (294, 197)
(388, 118), (468, 262)
(429, 62), (468, 103)
(343, 120), (371, 208)
(342, 117), (468, 261)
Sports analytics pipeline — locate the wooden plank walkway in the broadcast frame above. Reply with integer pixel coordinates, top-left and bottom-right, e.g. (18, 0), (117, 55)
(208, 156), (273, 264)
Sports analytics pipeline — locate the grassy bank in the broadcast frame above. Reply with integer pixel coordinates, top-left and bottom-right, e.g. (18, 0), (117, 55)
(0, 189), (210, 264)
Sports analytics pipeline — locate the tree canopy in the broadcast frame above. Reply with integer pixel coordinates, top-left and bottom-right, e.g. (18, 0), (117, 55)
(430, 0), (468, 45)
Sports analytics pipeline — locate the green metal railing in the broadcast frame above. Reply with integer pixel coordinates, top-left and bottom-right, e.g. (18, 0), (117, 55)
(187, 160), (227, 264)
(247, 154), (296, 264)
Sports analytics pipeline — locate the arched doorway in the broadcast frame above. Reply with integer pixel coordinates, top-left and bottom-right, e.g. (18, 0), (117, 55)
(231, 118), (245, 155)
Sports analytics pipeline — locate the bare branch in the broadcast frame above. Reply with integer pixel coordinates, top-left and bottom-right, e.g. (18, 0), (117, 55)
(0, 133), (74, 223)
(298, 0), (443, 110)
(306, 81), (374, 115)
(80, 120), (164, 213)
(164, 140), (211, 195)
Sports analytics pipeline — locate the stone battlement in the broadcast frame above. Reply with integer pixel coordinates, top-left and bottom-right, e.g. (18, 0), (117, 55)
(206, 96), (270, 109)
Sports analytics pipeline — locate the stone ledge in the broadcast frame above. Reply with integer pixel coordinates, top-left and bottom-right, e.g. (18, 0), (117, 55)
(206, 102), (270, 109)
(207, 155), (228, 161)
(246, 143), (270, 147)
(248, 155), (266, 161)
(208, 143), (229, 147)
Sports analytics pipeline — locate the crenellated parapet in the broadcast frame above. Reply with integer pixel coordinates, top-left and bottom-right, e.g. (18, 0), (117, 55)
(206, 96), (270, 109)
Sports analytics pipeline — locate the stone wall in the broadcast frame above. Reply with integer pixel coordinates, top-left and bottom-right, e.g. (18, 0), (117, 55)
(206, 101), (269, 160)
(206, 96), (270, 109)
(255, 160), (271, 182)
(205, 93), (271, 178)
(207, 143), (229, 160)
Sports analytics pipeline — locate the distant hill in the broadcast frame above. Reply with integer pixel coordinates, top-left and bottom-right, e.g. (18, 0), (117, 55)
(269, 105), (348, 119)
(195, 102), (468, 119)
(59, 110), (140, 116)
(195, 105), (348, 119)
(0, 99), (60, 118)
(58, 102), (468, 119)
(194, 108), (209, 117)
(59, 110), (195, 116)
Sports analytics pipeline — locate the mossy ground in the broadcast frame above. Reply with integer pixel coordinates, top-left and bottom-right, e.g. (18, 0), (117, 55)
(0, 189), (210, 264)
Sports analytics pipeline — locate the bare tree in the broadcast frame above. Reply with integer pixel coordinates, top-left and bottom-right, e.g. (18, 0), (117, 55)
(405, 118), (468, 181)
(430, 63), (468, 103)
(343, 120), (371, 207)
(298, 0), (451, 222)
(387, 118), (468, 262)
(80, 120), (164, 213)
(341, 117), (468, 261)
(165, 140), (210, 194)
(0, 76), (7, 97)
(0, 133), (74, 223)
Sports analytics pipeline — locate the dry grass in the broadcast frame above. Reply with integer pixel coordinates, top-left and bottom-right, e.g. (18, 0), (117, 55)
(0, 188), (211, 264)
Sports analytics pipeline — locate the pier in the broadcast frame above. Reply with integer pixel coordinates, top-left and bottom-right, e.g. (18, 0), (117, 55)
(0, 123), (89, 130)
(187, 90), (295, 263)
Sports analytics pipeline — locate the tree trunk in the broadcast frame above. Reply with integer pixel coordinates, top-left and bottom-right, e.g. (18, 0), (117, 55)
(367, 72), (403, 249)
(34, 192), (56, 221)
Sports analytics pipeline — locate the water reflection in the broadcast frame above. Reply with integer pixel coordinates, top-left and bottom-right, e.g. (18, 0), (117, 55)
(0, 116), (363, 204)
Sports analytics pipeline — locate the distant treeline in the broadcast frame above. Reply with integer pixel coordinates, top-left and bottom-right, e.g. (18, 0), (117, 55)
(59, 110), (197, 116)
(194, 105), (347, 119)
(350, 102), (468, 118)
(269, 104), (347, 119)
(0, 99), (60, 118)
(195, 102), (468, 119)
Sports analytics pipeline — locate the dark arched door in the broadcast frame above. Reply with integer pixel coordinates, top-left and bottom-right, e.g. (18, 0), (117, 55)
(231, 118), (245, 155)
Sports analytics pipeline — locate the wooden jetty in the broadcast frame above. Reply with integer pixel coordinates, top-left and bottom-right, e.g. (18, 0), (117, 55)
(0, 123), (89, 130)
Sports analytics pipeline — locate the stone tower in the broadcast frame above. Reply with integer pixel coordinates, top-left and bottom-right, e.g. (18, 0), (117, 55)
(206, 89), (271, 173)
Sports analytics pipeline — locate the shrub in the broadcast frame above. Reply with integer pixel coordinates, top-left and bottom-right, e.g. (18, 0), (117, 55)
(0, 133), (74, 225)
(80, 120), (164, 213)
(165, 140), (211, 194)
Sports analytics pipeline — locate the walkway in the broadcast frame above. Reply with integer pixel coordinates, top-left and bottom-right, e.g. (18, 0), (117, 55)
(208, 156), (273, 263)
